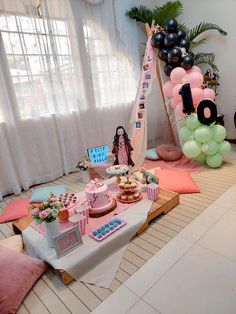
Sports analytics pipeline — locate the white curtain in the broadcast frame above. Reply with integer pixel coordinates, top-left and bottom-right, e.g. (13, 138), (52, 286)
(0, 0), (140, 199)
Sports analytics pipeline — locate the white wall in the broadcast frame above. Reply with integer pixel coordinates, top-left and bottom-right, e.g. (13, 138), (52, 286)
(178, 0), (236, 138)
(130, 0), (236, 138)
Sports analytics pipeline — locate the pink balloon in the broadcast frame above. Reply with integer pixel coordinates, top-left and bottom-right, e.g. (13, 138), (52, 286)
(202, 88), (215, 100)
(187, 66), (201, 74)
(172, 83), (183, 102)
(175, 103), (185, 118)
(163, 81), (175, 97)
(191, 87), (203, 105)
(170, 98), (178, 109)
(170, 67), (186, 85)
(183, 72), (204, 88)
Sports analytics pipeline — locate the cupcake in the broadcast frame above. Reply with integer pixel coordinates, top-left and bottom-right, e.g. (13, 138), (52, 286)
(133, 192), (140, 199)
(121, 195), (127, 201)
(128, 195), (134, 201)
(118, 182), (125, 189)
(130, 182), (137, 189)
(124, 183), (131, 190)
(129, 178), (136, 184)
(120, 176), (128, 183)
(116, 192), (123, 199)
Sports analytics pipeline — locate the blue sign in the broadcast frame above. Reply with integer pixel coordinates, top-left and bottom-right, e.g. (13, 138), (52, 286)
(87, 145), (109, 165)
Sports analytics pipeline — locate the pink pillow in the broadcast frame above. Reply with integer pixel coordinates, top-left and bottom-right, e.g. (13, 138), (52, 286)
(0, 246), (46, 313)
(156, 144), (182, 161)
(155, 169), (200, 194)
(0, 198), (37, 223)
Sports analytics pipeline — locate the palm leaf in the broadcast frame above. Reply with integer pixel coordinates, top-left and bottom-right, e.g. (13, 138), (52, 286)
(190, 38), (207, 49)
(125, 5), (153, 26)
(152, 1), (183, 27)
(194, 52), (218, 72)
(187, 22), (227, 43)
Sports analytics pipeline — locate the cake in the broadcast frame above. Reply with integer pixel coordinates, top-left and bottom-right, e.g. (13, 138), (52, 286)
(118, 182), (125, 189)
(85, 179), (114, 214)
(133, 192), (140, 199)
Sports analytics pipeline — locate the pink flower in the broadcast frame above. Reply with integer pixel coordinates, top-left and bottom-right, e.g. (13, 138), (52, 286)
(39, 210), (49, 220)
(31, 208), (40, 217)
(79, 162), (85, 167)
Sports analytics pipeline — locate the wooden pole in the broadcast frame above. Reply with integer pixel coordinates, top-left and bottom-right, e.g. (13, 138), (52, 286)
(155, 60), (176, 145)
(146, 20), (176, 145)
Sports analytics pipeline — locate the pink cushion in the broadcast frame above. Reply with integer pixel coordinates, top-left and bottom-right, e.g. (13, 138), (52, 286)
(0, 198), (38, 223)
(0, 246), (46, 313)
(156, 144), (182, 161)
(155, 169), (200, 193)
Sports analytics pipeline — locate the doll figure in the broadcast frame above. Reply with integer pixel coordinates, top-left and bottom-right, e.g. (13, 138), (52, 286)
(112, 126), (135, 167)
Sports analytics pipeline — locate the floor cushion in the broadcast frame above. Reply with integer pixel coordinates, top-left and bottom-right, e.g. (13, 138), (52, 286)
(145, 148), (160, 160)
(0, 235), (23, 253)
(156, 144), (182, 161)
(0, 246), (46, 313)
(155, 169), (200, 193)
(30, 185), (67, 203)
(0, 198), (35, 223)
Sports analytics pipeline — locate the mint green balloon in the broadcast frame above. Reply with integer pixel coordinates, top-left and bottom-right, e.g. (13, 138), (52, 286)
(205, 140), (218, 156)
(194, 126), (212, 144)
(182, 140), (202, 158)
(185, 114), (201, 130)
(206, 153), (222, 168)
(211, 125), (226, 143)
(218, 141), (231, 155)
(179, 126), (193, 142)
(194, 152), (207, 164)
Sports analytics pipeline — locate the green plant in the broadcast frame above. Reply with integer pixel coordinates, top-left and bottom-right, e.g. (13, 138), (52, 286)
(125, 1), (227, 71)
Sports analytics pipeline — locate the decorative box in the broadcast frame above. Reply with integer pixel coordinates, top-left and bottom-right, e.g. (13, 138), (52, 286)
(146, 183), (159, 201)
(69, 214), (87, 235)
(73, 205), (89, 224)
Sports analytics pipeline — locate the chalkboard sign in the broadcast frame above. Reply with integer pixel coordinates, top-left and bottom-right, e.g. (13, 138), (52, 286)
(87, 145), (109, 165)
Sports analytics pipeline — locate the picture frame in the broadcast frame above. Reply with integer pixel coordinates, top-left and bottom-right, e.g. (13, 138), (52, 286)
(53, 226), (83, 258)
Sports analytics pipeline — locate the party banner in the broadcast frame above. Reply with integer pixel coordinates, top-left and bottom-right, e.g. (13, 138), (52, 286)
(130, 36), (157, 168)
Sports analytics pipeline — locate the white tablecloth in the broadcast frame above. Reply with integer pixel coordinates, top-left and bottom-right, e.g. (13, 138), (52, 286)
(23, 193), (151, 288)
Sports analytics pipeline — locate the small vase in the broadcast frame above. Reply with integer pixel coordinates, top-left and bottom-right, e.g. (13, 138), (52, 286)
(45, 219), (61, 248)
(80, 170), (90, 184)
(58, 208), (69, 223)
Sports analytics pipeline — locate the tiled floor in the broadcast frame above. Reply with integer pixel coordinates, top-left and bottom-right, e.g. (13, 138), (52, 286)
(92, 183), (236, 314)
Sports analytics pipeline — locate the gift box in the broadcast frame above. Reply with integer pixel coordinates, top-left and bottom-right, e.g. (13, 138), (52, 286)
(146, 183), (159, 201)
(69, 213), (87, 235)
(73, 205), (89, 224)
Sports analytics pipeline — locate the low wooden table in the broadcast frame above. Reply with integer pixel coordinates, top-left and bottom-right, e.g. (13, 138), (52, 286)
(12, 188), (179, 285)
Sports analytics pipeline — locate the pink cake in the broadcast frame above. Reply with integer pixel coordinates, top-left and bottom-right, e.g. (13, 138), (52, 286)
(85, 179), (113, 213)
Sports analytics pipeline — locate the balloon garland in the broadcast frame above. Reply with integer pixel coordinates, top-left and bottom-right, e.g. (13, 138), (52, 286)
(151, 19), (194, 76)
(157, 19), (231, 168)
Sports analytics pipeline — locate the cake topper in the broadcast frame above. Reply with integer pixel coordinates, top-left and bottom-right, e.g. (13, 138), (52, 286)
(112, 126), (135, 167)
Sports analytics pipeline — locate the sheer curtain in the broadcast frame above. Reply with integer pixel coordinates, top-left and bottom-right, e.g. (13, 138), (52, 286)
(0, 0), (140, 199)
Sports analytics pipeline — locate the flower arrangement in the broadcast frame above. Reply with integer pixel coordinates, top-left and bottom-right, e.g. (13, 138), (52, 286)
(29, 194), (63, 224)
(76, 159), (93, 171)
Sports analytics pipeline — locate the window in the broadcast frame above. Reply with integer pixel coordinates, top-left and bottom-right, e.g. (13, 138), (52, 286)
(0, 14), (76, 119)
(83, 23), (136, 108)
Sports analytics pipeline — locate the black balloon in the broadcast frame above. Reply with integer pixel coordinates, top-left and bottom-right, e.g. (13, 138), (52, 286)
(179, 83), (195, 115)
(164, 33), (177, 48)
(167, 47), (182, 64)
(151, 32), (165, 48)
(164, 63), (176, 76)
(181, 54), (194, 70)
(179, 38), (190, 51)
(166, 19), (178, 33)
(176, 30), (186, 41)
(158, 48), (169, 61)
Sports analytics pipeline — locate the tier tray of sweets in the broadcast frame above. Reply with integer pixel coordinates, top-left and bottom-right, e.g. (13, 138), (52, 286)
(116, 192), (143, 204)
